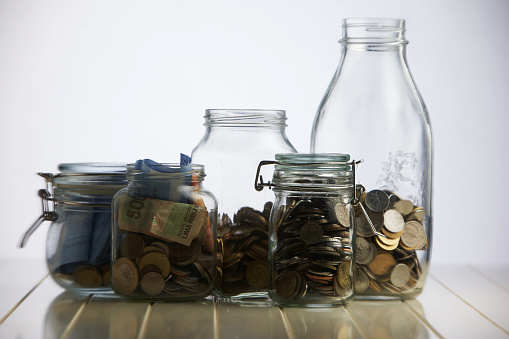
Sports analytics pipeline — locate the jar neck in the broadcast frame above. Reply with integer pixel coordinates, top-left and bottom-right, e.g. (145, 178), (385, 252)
(126, 163), (204, 184)
(204, 109), (288, 130)
(271, 153), (355, 194)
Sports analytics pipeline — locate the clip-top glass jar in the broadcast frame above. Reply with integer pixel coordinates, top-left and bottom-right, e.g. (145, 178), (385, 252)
(111, 160), (217, 301)
(311, 18), (432, 299)
(20, 163), (127, 293)
(191, 109), (297, 299)
(256, 153), (359, 306)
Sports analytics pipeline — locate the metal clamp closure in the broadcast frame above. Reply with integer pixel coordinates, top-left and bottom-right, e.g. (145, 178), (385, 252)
(255, 159), (363, 198)
(19, 173), (57, 248)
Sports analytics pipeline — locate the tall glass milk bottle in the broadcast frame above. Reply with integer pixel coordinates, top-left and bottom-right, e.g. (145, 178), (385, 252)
(311, 18), (433, 299)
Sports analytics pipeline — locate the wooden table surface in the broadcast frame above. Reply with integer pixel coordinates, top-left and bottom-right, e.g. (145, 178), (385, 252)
(0, 259), (508, 338)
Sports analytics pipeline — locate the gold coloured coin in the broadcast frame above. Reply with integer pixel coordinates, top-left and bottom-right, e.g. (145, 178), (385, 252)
(245, 260), (268, 289)
(120, 233), (145, 259)
(393, 200), (414, 216)
(368, 251), (396, 277)
(300, 221), (323, 244)
(138, 251), (171, 279)
(113, 258), (139, 294)
(276, 271), (301, 299)
(336, 262), (351, 289)
(73, 266), (102, 288)
(375, 236), (399, 251)
(408, 207), (426, 223)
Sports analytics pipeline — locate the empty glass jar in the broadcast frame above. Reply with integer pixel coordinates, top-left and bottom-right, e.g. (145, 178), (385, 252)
(311, 18), (433, 299)
(191, 109), (297, 299)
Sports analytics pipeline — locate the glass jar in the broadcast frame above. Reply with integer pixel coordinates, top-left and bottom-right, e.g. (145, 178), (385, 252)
(20, 163), (127, 293)
(191, 109), (297, 299)
(256, 153), (359, 306)
(111, 160), (217, 301)
(310, 18), (432, 299)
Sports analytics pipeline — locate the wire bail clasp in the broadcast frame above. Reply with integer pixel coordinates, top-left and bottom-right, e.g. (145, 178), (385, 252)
(19, 173), (58, 248)
(254, 160), (277, 191)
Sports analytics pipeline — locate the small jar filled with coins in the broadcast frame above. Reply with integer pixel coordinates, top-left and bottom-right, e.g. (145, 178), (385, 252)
(111, 160), (217, 301)
(20, 163), (127, 293)
(191, 109), (297, 299)
(256, 153), (359, 306)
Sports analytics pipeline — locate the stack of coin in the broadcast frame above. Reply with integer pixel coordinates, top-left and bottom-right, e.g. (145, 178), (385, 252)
(216, 202), (272, 296)
(354, 189), (427, 295)
(271, 198), (353, 303)
(112, 232), (214, 299)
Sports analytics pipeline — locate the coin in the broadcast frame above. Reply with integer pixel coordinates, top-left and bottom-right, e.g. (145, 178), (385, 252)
(383, 209), (405, 233)
(375, 236), (399, 251)
(138, 251), (171, 279)
(329, 202), (351, 227)
(246, 260), (268, 289)
(73, 266), (102, 288)
(355, 268), (369, 293)
(393, 200), (414, 216)
(356, 237), (373, 265)
(408, 207), (425, 223)
(400, 221), (421, 250)
(218, 203), (272, 296)
(368, 251), (396, 277)
(168, 240), (201, 266)
(113, 258), (139, 294)
(120, 233), (145, 259)
(336, 262), (351, 289)
(275, 271), (302, 300)
(300, 221), (324, 244)
(390, 263), (411, 288)
(365, 190), (390, 212)
(355, 214), (374, 237)
(140, 272), (165, 296)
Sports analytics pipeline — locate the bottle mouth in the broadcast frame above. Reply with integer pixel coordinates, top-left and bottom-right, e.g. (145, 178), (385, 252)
(339, 17), (407, 45)
(204, 109), (287, 127)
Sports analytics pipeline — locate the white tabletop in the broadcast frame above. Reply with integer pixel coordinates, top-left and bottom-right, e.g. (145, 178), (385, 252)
(0, 259), (508, 338)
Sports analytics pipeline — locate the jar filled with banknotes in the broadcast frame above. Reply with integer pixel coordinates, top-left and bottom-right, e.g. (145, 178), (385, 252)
(111, 160), (217, 301)
(256, 153), (359, 306)
(310, 18), (432, 299)
(191, 109), (297, 299)
(20, 163), (127, 293)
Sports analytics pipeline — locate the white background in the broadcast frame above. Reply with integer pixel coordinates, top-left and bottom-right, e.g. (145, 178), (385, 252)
(1, 0), (508, 265)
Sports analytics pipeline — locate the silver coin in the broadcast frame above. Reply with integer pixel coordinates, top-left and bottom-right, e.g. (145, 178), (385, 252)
(383, 209), (405, 233)
(355, 237), (372, 265)
(354, 269), (369, 293)
(390, 263), (411, 288)
(365, 190), (390, 212)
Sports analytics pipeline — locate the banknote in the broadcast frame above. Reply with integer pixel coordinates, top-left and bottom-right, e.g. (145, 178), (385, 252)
(117, 195), (207, 246)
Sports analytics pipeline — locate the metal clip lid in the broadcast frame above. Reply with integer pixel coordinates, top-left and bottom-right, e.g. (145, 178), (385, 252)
(19, 173), (57, 248)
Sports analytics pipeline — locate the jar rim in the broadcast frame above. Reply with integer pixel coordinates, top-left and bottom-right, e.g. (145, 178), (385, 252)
(204, 109), (287, 127)
(127, 163), (205, 179)
(58, 162), (127, 174)
(339, 17), (407, 45)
